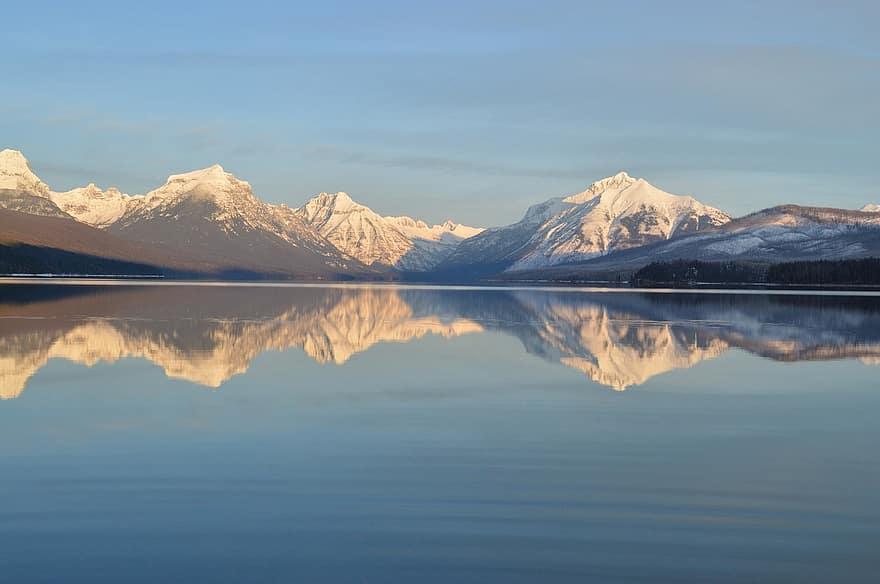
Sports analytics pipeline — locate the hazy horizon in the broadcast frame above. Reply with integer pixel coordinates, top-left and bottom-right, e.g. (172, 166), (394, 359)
(3, 0), (878, 225)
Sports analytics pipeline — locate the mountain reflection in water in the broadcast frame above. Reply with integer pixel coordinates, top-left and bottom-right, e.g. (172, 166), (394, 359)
(1, 283), (879, 399)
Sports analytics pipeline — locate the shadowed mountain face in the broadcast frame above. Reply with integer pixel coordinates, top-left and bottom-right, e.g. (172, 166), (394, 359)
(1, 284), (879, 399)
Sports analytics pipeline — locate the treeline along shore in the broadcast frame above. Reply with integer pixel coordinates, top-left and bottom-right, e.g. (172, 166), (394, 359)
(630, 258), (880, 289)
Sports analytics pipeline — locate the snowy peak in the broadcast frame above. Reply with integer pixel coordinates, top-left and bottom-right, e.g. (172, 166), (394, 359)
(437, 219), (482, 237)
(508, 175), (731, 269)
(49, 183), (135, 228)
(155, 164), (252, 201)
(0, 149), (32, 175)
(299, 192), (362, 221)
(0, 149), (72, 218)
(114, 164), (268, 226)
(165, 164), (232, 187)
(559, 171), (637, 205)
(441, 172), (731, 273)
(563, 172), (698, 209)
(0, 149), (51, 196)
(386, 215), (484, 243)
(862, 203), (880, 213)
(296, 192), (415, 268)
(296, 192), (482, 270)
(122, 165), (273, 227)
(587, 170), (636, 194)
(385, 215), (429, 230)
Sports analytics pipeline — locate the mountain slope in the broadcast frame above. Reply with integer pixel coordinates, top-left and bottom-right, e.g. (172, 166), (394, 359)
(0, 208), (199, 275)
(658, 204), (880, 261)
(440, 172), (730, 275)
(510, 204), (880, 280)
(639, 204), (880, 263)
(296, 192), (482, 271)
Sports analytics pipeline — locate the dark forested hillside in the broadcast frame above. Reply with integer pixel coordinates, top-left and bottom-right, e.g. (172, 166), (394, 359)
(767, 258), (880, 286)
(632, 258), (880, 287)
(631, 260), (765, 286)
(0, 244), (163, 276)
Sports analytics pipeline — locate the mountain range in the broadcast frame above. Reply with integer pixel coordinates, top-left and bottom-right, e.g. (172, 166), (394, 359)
(1, 148), (878, 280)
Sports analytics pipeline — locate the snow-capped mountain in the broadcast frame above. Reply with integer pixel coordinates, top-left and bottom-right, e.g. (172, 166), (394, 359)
(862, 203), (880, 213)
(106, 165), (366, 276)
(49, 183), (137, 228)
(0, 149), (71, 218)
(440, 172), (730, 274)
(523, 204), (880, 279)
(296, 192), (483, 271)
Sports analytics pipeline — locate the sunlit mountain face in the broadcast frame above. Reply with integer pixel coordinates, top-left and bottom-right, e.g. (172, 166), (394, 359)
(1, 284), (879, 399)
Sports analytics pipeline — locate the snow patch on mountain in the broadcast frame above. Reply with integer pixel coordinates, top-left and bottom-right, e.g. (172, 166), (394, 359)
(862, 203), (880, 213)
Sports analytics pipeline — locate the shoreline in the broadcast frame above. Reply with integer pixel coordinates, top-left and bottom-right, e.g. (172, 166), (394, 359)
(2, 276), (880, 295)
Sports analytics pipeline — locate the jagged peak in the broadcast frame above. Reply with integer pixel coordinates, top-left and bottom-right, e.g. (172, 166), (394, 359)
(68, 182), (103, 194)
(587, 171), (637, 193)
(295, 192), (373, 231)
(560, 171), (642, 206)
(385, 215), (428, 229)
(53, 182), (130, 198)
(305, 191), (361, 212)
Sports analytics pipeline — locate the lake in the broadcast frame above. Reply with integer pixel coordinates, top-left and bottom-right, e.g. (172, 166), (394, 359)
(1, 281), (878, 583)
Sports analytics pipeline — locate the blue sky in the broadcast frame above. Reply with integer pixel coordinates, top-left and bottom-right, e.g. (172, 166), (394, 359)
(2, 0), (878, 225)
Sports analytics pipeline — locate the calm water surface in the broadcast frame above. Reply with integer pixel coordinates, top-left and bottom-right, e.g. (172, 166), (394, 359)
(1, 282), (878, 583)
